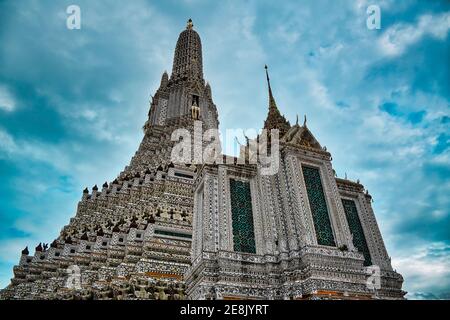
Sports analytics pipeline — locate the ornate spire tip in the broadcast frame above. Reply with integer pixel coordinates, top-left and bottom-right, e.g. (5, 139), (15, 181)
(265, 64), (270, 84)
(187, 18), (194, 30)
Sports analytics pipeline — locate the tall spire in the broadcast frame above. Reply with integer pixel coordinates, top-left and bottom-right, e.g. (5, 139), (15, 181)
(263, 65), (291, 137)
(171, 19), (203, 81)
(265, 65), (277, 110)
(145, 19), (219, 132)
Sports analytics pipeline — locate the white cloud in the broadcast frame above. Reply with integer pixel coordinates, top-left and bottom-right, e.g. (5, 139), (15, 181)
(0, 86), (16, 112)
(80, 109), (97, 121)
(318, 43), (344, 57)
(270, 24), (301, 45)
(379, 12), (450, 56)
(0, 128), (70, 171)
(0, 128), (16, 152)
(392, 242), (450, 296)
(0, 238), (33, 264)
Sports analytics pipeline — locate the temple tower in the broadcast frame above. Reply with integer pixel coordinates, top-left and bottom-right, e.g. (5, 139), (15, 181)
(0, 19), (217, 300)
(186, 67), (405, 300)
(0, 20), (404, 300)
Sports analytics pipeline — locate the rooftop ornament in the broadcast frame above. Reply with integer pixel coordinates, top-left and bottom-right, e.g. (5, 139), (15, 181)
(186, 18), (193, 30)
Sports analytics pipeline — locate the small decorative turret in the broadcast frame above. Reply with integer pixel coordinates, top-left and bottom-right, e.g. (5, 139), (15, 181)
(82, 187), (90, 200)
(19, 246), (30, 266)
(35, 243), (43, 252)
(50, 240), (58, 248)
(102, 182), (108, 188)
(130, 220), (138, 229)
(205, 82), (212, 98)
(91, 184), (99, 199)
(160, 71), (169, 89)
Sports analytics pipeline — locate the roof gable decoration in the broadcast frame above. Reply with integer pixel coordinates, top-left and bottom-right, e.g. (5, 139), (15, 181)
(282, 117), (322, 150)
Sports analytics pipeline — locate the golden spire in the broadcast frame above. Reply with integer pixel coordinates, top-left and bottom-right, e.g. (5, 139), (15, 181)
(263, 65), (291, 137)
(186, 18), (194, 30)
(264, 65), (277, 110)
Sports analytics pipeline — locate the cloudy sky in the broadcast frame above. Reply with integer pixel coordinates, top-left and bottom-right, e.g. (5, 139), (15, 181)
(0, 0), (449, 299)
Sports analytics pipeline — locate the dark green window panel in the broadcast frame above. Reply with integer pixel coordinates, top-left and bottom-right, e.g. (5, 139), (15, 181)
(342, 199), (372, 266)
(174, 172), (194, 179)
(302, 166), (336, 247)
(230, 179), (256, 254)
(154, 230), (192, 239)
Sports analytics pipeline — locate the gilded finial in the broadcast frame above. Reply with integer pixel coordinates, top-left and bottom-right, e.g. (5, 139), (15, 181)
(187, 18), (194, 30)
(296, 114), (299, 125)
(303, 115), (307, 127)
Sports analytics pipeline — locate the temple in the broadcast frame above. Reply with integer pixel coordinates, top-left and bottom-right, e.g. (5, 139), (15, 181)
(0, 19), (405, 300)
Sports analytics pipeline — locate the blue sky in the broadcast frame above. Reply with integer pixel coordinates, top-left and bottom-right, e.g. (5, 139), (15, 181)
(0, 0), (449, 299)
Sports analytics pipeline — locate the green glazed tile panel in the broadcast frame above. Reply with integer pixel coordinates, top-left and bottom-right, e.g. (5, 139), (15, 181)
(302, 166), (336, 247)
(229, 179), (256, 254)
(342, 199), (372, 266)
